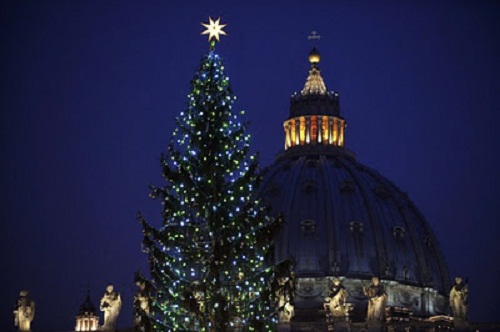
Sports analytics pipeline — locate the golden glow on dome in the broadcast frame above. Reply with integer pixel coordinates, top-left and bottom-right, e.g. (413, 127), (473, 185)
(310, 116), (318, 142)
(201, 17), (227, 42)
(301, 48), (327, 95)
(284, 115), (345, 150)
(284, 48), (346, 150)
(322, 116), (329, 144)
(309, 48), (321, 64)
(75, 314), (99, 331)
(299, 117), (306, 145)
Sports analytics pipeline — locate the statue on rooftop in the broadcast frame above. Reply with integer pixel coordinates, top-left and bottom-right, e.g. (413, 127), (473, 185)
(100, 284), (122, 331)
(133, 280), (151, 331)
(449, 276), (468, 320)
(325, 277), (347, 317)
(363, 276), (387, 321)
(276, 273), (295, 322)
(13, 290), (35, 332)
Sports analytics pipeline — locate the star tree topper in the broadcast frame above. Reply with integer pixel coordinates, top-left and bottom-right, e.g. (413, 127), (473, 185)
(201, 17), (227, 48)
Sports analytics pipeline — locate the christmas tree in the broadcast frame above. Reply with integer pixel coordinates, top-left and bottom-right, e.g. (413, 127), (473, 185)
(138, 18), (291, 332)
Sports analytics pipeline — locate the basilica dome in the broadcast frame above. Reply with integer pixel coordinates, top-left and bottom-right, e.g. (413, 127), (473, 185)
(261, 49), (451, 320)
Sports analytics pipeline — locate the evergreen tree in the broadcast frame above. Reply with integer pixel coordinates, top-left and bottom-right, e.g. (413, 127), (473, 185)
(138, 19), (290, 332)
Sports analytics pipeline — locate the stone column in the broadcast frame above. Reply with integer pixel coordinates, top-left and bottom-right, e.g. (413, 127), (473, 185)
(305, 116), (311, 144)
(329, 117), (334, 144)
(284, 121), (291, 149)
(295, 118), (300, 146)
(339, 119), (345, 147)
(333, 117), (338, 145)
(318, 116), (323, 143)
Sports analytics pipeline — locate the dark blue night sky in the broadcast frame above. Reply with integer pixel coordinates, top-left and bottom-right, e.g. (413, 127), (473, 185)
(1, 1), (499, 330)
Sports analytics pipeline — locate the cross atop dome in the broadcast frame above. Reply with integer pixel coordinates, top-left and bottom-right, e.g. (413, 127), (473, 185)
(307, 31), (321, 41)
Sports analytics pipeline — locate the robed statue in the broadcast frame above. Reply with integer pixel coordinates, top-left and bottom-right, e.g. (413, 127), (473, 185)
(363, 277), (387, 321)
(449, 276), (468, 320)
(325, 277), (347, 317)
(134, 280), (151, 331)
(276, 274), (295, 322)
(100, 284), (122, 331)
(13, 290), (35, 332)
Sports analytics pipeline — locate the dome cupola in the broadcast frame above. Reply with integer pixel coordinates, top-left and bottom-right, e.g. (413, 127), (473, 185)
(284, 48), (346, 151)
(75, 291), (99, 331)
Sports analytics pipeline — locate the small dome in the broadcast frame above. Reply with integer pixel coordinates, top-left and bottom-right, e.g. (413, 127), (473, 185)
(308, 47), (321, 64)
(77, 292), (98, 316)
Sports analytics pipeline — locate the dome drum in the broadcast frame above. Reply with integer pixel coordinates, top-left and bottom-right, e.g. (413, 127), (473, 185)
(290, 92), (340, 117)
(75, 292), (99, 331)
(283, 115), (346, 149)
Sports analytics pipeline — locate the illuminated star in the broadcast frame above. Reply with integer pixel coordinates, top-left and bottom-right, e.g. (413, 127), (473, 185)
(201, 17), (227, 42)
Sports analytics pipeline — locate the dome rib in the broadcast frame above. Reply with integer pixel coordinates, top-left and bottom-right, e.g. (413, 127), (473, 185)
(408, 199), (451, 293)
(340, 157), (388, 278)
(390, 188), (431, 288)
(319, 156), (340, 273)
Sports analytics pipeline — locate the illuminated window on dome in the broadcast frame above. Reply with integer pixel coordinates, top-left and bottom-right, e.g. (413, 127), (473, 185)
(290, 119), (296, 147)
(299, 117), (306, 145)
(332, 117), (338, 145)
(310, 116), (318, 143)
(321, 116), (329, 144)
(339, 119), (345, 147)
(284, 122), (291, 149)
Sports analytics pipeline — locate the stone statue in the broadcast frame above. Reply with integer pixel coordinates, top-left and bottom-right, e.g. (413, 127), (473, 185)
(13, 290), (35, 332)
(325, 277), (347, 317)
(363, 277), (387, 321)
(277, 274), (295, 322)
(134, 281), (151, 331)
(100, 284), (122, 331)
(449, 276), (468, 320)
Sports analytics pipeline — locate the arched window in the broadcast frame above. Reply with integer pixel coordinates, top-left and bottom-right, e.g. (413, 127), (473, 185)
(310, 116), (318, 143)
(322, 116), (329, 144)
(299, 116), (306, 145)
(289, 119), (296, 147)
